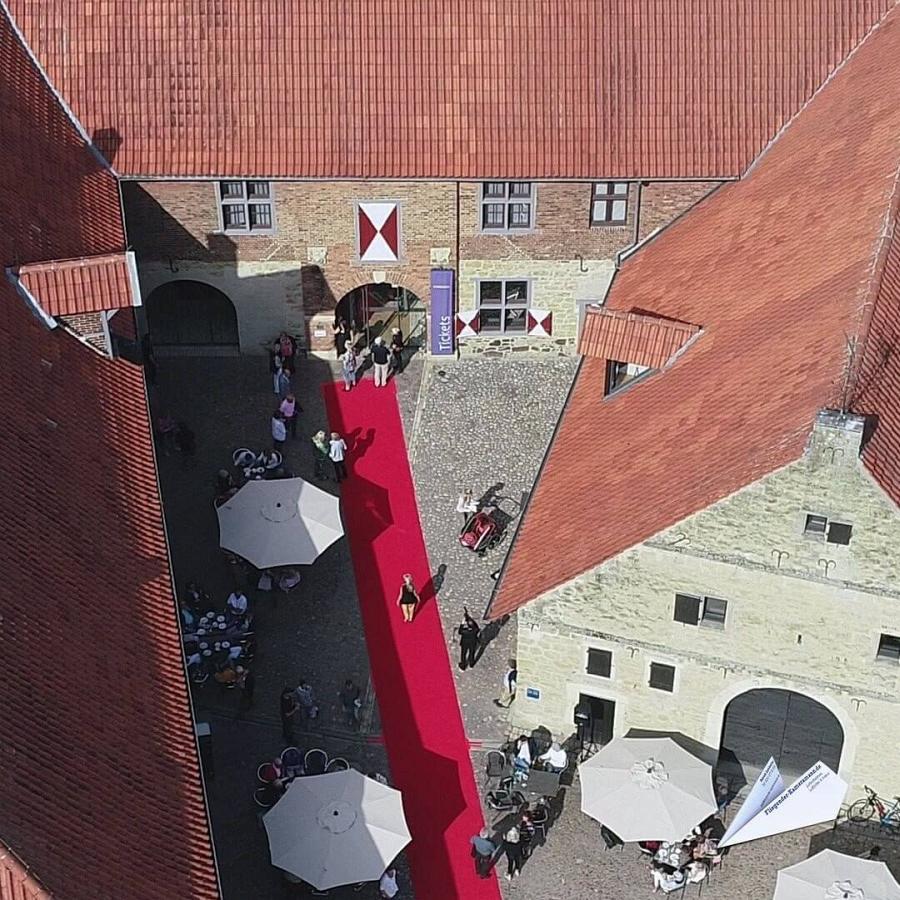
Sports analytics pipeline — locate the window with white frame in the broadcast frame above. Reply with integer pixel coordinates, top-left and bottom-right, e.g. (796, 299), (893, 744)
(481, 182), (534, 231)
(877, 633), (900, 662)
(477, 279), (530, 334)
(219, 181), (274, 232)
(591, 182), (629, 225)
(586, 648), (612, 678)
(605, 359), (651, 395)
(649, 662), (676, 692)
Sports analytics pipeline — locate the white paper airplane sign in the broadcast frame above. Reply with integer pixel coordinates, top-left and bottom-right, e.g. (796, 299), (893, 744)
(719, 760), (847, 848)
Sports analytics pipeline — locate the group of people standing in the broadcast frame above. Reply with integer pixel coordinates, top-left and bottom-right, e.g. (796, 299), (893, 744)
(335, 319), (405, 391)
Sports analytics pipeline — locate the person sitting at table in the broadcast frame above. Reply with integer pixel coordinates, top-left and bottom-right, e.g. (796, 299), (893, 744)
(226, 589), (249, 621)
(214, 469), (238, 506)
(185, 581), (211, 611)
(537, 742), (567, 774)
(685, 861), (709, 884)
(178, 598), (196, 630)
(214, 665), (238, 686)
(651, 863), (685, 894)
(513, 735), (531, 773)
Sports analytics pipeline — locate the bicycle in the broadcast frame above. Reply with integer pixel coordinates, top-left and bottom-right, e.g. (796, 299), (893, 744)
(847, 786), (900, 830)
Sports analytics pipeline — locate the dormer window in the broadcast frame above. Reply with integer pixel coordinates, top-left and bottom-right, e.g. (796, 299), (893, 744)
(605, 360), (651, 395)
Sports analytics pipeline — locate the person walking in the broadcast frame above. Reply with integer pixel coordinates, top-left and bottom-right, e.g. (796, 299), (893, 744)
(295, 680), (319, 727)
(329, 431), (348, 481)
(311, 430), (331, 480)
(280, 687), (298, 741)
(519, 811), (536, 859)
(334, 319), (350, 359)
(339, 678), (361, 729)
(495, 659), (518, 708)
(470, 828), (497, 879)
(271, 410), (287, 451)
(396, 573), (420, 623)
(371, 335), (390, 387)
(388, 326), (404, 376)
(237, 666), (255, 711)
(275, 365), (292, 399)
(341, 345), (358, 391)
(456, 488), (478, 525)
(503, 824), (523, 881)
(279, 392), (298, 439)
(457, 608), (481, 670)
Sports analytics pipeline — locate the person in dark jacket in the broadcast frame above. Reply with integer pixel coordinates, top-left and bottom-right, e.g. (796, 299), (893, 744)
(388, 327), (404, 375)
(458, 608), (481, 670)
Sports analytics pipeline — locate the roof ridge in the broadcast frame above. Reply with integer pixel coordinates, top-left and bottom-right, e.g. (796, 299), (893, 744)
(0, 0), (116, 176)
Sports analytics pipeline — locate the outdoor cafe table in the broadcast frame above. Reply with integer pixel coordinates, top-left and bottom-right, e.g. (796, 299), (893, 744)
(501, 765), (561, 801)
(654, 842), (691, 869)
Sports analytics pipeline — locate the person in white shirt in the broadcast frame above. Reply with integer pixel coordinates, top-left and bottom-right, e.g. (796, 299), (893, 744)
(456, 487), (478, 524)
(271, 410), (287, 449)
(538, 742), (567, 773)
(226, 591), (248, 619)
(329, 431), (348, 481)
(378, 866), (399, 898)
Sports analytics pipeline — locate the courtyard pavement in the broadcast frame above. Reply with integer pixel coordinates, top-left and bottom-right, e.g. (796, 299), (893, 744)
(149, 350), (900, 899)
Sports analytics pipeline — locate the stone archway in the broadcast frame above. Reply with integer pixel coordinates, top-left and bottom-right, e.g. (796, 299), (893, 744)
(145, 280), (239, 353)
(336, 282), (427, 347)
(718, 688), (844, 785)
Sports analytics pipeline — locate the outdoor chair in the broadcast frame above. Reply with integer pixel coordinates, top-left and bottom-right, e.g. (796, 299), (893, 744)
(257, 762), (282, 785)
(484, 750), (506, 788)
(253, 784), (281, 808)
(303, 748), (328, 775)
(232, 448), (255, 468)
(280, 747), (303, 777)
(600, 825), (624, 851)
(325, 757), (350, 773)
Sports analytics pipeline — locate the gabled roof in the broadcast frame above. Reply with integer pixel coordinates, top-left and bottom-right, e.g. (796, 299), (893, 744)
(0, 7), (220, 897)
(577, 308), (701, 367)
(491, 6), (900, 619)
(4, 0), (896, 179)
(14, 253), (137, 318)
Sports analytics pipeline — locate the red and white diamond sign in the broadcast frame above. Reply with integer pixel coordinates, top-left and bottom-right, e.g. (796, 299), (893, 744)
(358, 202), (399, 263)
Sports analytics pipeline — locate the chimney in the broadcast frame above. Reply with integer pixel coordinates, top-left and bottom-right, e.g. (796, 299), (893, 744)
(807, 409), (867, 469)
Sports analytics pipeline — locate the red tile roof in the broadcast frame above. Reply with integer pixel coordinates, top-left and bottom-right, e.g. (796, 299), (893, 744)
(577, 308), (701, 368)
(0, 843), (50, 900)
(0, 8), (220, 898)
(15, 254), (135, 318)
(491, 7), (900, 618)
(852, 216), (900, 507)
(4, 0), (896, 179)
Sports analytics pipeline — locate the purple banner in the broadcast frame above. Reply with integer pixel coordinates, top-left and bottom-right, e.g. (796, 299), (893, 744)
(430, 268), (455, 356)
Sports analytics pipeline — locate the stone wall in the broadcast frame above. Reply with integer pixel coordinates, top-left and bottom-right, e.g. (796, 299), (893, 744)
(637, 181), (721, 242)
(512, 415), (900, 794)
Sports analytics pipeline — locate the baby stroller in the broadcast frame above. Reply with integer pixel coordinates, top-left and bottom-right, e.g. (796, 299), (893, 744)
(459, 509), (502, 556)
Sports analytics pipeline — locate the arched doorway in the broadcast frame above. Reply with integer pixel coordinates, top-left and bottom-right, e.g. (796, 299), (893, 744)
(145, 280), (239, 353)
(719, 689), (843, 783)
(335, 283), (426, 347)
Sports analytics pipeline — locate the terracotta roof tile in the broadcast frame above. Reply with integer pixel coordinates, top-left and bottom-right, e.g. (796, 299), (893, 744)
(4, 0), (896, 179)
(0, 843), (51, 900)
(577, 308), (701, 367)
(0, 8), (220, 898)
(491, 7), (900, 618)
(16, 254), (135, 318)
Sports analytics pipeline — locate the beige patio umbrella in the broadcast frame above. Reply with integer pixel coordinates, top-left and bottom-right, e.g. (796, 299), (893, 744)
(579, 736), (716, 841)
(264, 769), (411, 890)
(216, 477), (343, 568)
(774, 849), (900, 900)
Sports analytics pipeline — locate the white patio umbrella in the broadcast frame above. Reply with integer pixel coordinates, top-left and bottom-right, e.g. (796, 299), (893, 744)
(579, 736), (716, 841)
(774, 849), (900, 900)
(264, 769), (411, 890)
(216, 477), (343, 568)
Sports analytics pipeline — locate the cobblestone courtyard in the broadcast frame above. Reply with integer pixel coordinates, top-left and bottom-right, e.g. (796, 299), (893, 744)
(151, 352), (900, 899)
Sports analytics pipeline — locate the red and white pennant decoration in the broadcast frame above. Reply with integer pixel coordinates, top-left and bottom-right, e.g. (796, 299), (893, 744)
(358, 202), (399, 263)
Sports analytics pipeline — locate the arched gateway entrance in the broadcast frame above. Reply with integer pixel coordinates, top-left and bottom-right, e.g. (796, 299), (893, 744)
(719, 689), (843, 783)
(336, 283), (426, 347)
(145, 280), (239, 353)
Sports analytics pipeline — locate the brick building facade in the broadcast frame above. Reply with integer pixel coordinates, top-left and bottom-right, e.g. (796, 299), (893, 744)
(122, 179), (719, 356)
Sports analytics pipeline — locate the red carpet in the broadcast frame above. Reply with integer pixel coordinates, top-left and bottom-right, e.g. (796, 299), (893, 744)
(324, 379), (501, 900)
